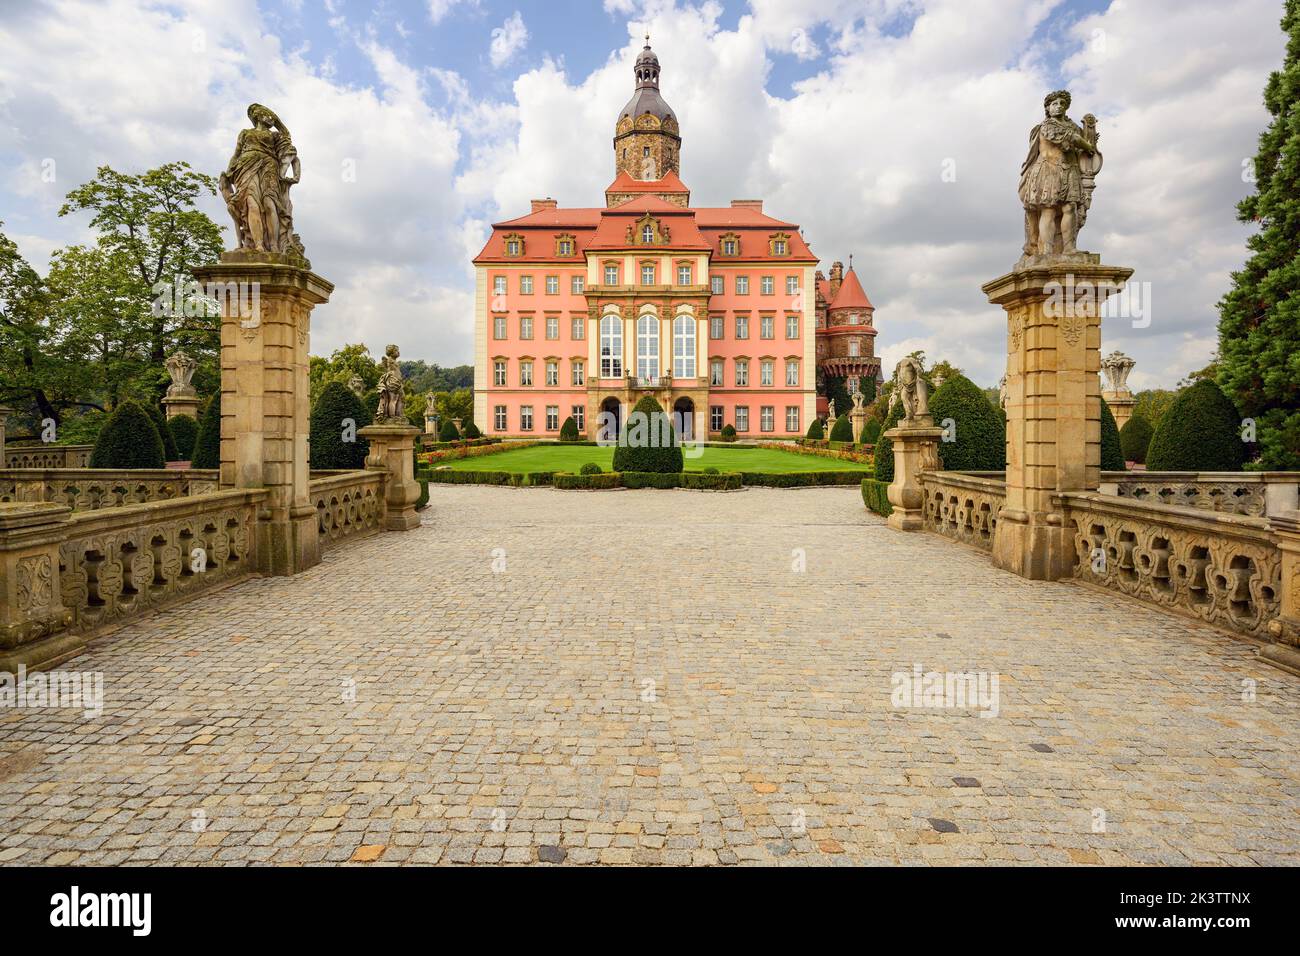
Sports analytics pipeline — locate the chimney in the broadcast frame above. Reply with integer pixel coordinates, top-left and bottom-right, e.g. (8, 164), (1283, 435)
(531, 198), (558, 213)
(828, 261), (844, 301)
(729, 199), (763, 212)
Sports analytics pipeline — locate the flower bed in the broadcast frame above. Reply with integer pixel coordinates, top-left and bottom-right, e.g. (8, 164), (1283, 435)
(418, 440), (540, 466)
(766, 440), (873, 464)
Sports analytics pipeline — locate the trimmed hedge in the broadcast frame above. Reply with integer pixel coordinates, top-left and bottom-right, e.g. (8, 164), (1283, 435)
(90, 400), (166, 469)
(1100, 398), (1126, 472)
(424, 469), (554, 487)
(806, 418), (825, 440)
(1146, 380), (1246, 471)
(310, 381), (371, 470)
(861, 477), (893, 516)
(554, 472), (622, 490)
(829, 414), (853, 442)
(612, 395), (683, 473)
(415, 479), (429, 511)
(192, 392), (222, 469)
(559, 416), (580, 442)
(861, 418), (882, 446)
(739, 471), (865, 487)
(167, 413), (199, 461)
(1119, 413), (1153, 465)
(438, 419), (460, 442)
(930, 374), (1005, 472)
(579, 462), (603, 475)
(872, 401), (906, 482)
(145, 401), (179, 461)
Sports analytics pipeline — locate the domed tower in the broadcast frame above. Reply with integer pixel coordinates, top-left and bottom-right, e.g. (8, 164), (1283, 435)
(614, 38), (681, 182)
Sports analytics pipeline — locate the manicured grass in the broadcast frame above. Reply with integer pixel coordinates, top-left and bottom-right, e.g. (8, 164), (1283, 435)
(439, 444), (870, 474)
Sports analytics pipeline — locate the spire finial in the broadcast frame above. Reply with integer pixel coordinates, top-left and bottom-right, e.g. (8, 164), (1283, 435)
(849, 253), (854, 270)
(644, 32), (650, 47)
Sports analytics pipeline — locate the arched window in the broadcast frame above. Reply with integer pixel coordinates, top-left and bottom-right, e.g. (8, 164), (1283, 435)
(600, 314), (623, 378)
(637, 313), (659, 382)
(673, 314), (696, 378)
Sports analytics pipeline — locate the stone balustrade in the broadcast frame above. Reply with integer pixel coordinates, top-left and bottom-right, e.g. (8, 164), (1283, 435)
(4, 445), (94, 469)
(0, 469), (219, 510)
(310, 471), (384, 554)
(1056, 491), (1280, 641)
(1101, 471), (1299, 518)
(920, 471), (1007, 552)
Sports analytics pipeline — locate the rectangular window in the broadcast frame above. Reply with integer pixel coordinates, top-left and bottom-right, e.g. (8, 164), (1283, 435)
(710, 359), (724, 386)
(785, 406), (800, 432)
(494, 405), (507, 431)
(709, 314), (724, 339)
(773, 240), (787, 255)
(571, 316), (585, 340)
(520, 361), (534, 386)
(493, 315), (507, 340)
(520, 406), (533, 431)
(545, 275), (559, 295)
(493, 275), (507, 295)
(760, 406), (774, 432)
(710, 406), (723, 432)
(848, 339), (860, 357)
(760, 360), (773, 386)
(735, 406), (749, 432)
(735, 315), (749, 339)
(520, 275), (533, 294)
(760, 315), (774, 339)
(604, 264), (619, 285)
(735, 360), (749, 387)
(641, 263), (656, 285)
(546, 405), (559, 431)
(735, 275), (749, 295)
(572, 405), (585, 431)
(558, 240), (573, 256)
(786, 275), (799, 296)
(785, 360), (799, 387)
(493, 360), (506, 386)
(761, 276), (774, 295)
(546, 316), (559, 340)
(572, 361), (585, 386)
(506, 239), (520, 256)
(723, 239), (737, 256)
(677, 264), (692, 285)
(520, 316), (533, 339)
(710, 276), (724, 295)
(571, 275), (585, 294)
(786, 314), (799, 338)
(546, 361), (559, 387)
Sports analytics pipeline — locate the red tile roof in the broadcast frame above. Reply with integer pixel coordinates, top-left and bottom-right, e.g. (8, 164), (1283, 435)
(828, 266), (873, 311)
(604, 170), (690, 195)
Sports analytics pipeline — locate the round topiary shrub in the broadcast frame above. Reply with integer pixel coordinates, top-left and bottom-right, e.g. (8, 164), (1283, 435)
(872, 400), (906, 482)
(192, 392), (222, 469)
(579, 462), (603, 475)
(310, 380), (372, 470)
(90, 400), (165, 469)
(806, 418), (825, 440)
(559, 416), (580, 442)
(861, 418), (882, 445)
(1100, 398), (1125, 471)
(1119, 413), (1153, 465)
(829, 415), (853, 442)
(612, 395), (683, 473)
(1145, 379), (1246, 471)
(143, 400), (179, 460)
(703, 466), (719, 475)
(928, 375), (1005, 472)
(437, 418), (460, 442)
(463, 420), (482, 439)
(167, 414), (199, 461)
(720, 424), (737, 442)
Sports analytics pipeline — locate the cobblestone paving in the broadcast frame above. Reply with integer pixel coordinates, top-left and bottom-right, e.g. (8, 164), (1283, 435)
(2, 486), (1298, 866)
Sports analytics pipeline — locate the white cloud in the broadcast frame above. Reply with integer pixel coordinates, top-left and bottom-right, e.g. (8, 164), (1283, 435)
(488, 11), (528, 69)
(427, 0), (479, 24)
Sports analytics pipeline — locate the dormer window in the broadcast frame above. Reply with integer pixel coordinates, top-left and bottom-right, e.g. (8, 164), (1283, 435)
(769, 232), (792, 256)
(719, 233), (740, 257)
(773, 240), (787, 255)
(555, 233), (576, 257)
(503, 233), (524, 257)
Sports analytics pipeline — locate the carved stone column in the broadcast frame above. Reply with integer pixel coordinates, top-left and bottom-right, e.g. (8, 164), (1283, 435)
(0, 502), (77, 674)
(358, 423), (422, 531)
(850, 408), (870, 444)
(1263, 510), (1300, 676)
(984, 260), (1133, 579)
(885, 422), (943, 531)
(193, 252), (334, 576)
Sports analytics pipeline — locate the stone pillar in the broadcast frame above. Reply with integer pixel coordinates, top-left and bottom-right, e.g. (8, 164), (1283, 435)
(1263, 510), (1300, 676)
(984, 259), (1133, 580)
(358, 423), (422, 531)
(0, 502), (78, 674)
(162, 392), (202, 421)
(850, 408), (869, 444)
(1103, 392), (1135, 432)
(424, 411), (438, 436)
(885, 421), (943, 531)
(193, 252), (334, 576)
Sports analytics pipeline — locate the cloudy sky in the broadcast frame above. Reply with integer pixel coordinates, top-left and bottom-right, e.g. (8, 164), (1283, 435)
(0, 0), (1283, 390)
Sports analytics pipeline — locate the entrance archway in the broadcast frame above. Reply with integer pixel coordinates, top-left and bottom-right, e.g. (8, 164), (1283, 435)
(599, 397), (621, 442)
(673, 397), (694, 441)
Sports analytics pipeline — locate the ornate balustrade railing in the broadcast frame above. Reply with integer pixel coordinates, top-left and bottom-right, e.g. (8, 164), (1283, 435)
(919, 471), (1006, 552)
(310, 471), (384, 553)
(1055, 491), (1280, 641)
(1101, 471), (1299, 518)
(3, 445), (93, 469)
(0, 469), (219, 511)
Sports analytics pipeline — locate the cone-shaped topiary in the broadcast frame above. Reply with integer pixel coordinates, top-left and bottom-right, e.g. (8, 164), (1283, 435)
(872, 400), (906, 482)
(1100, 398), (1125, 471)
(143, 400), (179, 460)
(167, 414), (199, 461)
(559, 415), (580, 441)
(90, 400), (165, 469)
(929, 374), (1006, 472)
(192, 392), (222, 469)
(861, 418), (882, 445)
(463, 420), (481, 439)
(829, 414), (853, 442)
(612, 395), (683, 473)
(1119, 413), (1153, 465)
(1146, 379), (1246, 471)
(720, 423), (737, 442)
(438, 418), (460, 442)
(806, 417), (825, 440)
(310, 380), (372, 470)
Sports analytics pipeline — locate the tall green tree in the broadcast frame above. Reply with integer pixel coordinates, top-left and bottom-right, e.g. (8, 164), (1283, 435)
(1216, 1), (1300, 469)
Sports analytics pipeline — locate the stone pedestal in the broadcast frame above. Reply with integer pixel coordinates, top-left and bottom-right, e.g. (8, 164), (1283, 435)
(359, 423), (423, 531)
(162, 391), (202, 421)
(193, 252), (333, 576)
(984, 257), (1133, 580)
(424, 413), (438, 436)
(1263, 510), (1300, 676)
(1102, 391), (1135, 432)
(0, 503), (78, 674)
(885, 420), (943, 531)
(850, 409), (869, 444)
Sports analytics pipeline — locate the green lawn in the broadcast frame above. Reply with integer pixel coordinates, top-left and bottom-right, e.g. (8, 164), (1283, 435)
(438, 444), (870, 474)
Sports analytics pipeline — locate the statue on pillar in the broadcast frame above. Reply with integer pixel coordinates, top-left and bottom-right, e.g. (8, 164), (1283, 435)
(376, 344), (406, 423)
(219, 103), (307, 262)
(1019, 90), (1102, 260)
(892, 355), (930, 424)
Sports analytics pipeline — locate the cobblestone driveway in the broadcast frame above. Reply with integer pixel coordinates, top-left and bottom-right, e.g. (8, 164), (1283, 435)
(2, 486), (1297, 865)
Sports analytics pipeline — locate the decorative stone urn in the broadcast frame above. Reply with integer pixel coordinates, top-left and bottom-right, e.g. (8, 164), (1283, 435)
(1100, 350), (1136, 431)
(161, 350), (202, 420)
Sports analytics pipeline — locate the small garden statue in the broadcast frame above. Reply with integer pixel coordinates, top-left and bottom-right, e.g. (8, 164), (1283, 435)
(376, 344), (405, 423)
